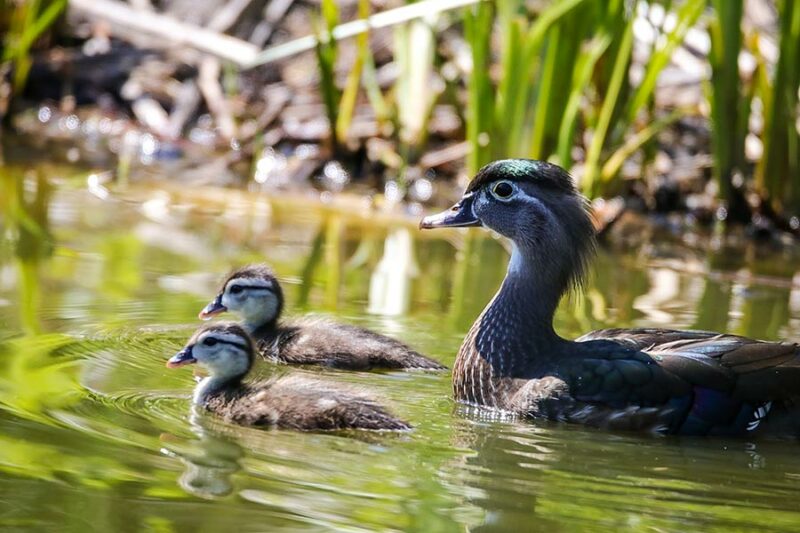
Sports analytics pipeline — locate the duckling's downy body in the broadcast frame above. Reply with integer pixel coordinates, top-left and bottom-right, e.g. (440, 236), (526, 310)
(167, 323), (410, 431)
(200, 265), (446, 371)
(421, 159), (800, 436)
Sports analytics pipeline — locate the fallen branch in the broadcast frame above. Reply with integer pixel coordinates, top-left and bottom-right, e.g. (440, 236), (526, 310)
(68, 0), (260, 66)
(198, 56), (236, 140)
(243, 0), (484, 68)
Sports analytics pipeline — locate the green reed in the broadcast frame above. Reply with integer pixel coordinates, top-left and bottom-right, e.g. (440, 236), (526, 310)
(464, 0), (702, 194)
(1, 0), (67, 105)
(314, 0), (342, 152)
(705, 0), (800, 218)
(313, 0), (457, 159)
(463, 0), (800, 215)
(755, 0), (800, 215)
(302, 0), (800, 213)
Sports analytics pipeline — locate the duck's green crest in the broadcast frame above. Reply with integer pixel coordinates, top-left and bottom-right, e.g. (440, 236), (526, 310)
(466, 159), (578, 194)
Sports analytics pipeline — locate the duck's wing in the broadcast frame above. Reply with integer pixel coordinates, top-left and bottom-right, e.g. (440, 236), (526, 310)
(644, 334), (800, 402)
(576, 327), (723, 349)
(569, 331), (800, 435)
(578, 328), (800, 401)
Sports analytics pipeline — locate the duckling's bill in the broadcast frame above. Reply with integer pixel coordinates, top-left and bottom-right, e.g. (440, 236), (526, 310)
(167, 346), (197, 368)
(198, 295), (227, 320)
(419, 193), (481, 229)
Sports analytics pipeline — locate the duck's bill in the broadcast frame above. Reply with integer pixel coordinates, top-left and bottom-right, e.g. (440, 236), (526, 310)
(167, 347), (197, 368)
(198, 296), (227, 320)
(419, 194), (481, 229)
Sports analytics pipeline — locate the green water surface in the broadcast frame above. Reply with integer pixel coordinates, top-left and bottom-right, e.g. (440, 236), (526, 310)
(1, 160), (800, 532)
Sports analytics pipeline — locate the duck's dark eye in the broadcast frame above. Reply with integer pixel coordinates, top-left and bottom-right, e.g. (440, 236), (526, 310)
(491, 181), (514, 200)
(203, 337), (218, 346)
(229, 285), (243, 294)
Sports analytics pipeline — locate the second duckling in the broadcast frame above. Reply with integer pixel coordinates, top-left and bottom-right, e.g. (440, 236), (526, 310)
(199, 264), (446, 371)
(167, 322), (411, 431)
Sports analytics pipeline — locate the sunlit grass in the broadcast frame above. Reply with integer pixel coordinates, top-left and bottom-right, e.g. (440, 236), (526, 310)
(755, 0), (800, 214)
(1, 0), (67, 100)
(302, 0), (798, 216)
(463, 0), (706, 196)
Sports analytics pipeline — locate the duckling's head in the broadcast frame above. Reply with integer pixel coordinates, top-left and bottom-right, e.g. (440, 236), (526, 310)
(199, 264), (284, 329)
(420, 159), (595, 292)
(167, 322), (254, 383)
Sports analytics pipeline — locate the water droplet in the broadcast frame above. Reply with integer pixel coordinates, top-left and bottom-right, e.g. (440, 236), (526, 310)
(37, 106), (52, 123)
(319, 161), (349, 192)
(384, 180), (403, 204)
(410, 178), (433, 202)
(253, 148), (287, 186)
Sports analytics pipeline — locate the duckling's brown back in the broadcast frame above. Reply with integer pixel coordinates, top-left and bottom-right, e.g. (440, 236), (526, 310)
(257, 317), (446, 370)
(204, 375), (411, 431)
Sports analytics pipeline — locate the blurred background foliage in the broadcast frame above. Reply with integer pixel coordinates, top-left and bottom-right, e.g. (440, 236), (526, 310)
(282, 0), (799, 221)
(1, 0), (799, 222)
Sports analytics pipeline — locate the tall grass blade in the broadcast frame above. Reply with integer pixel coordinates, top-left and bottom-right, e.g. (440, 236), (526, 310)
(626, 0), (705, 122)
(709, 0), (747, 217)
(465, 1), (494, 174)
(497, 0), (587, 158)
(314, 0), (341, 150)
(556, 34), (612, 167)
(759, 0), (800, 212)
(582, 17), (634, 196)
(600, 108), (684, 183)
(3, 0), (67, 94)
(335, 0), (369, 144)
(395, 16), (436, 158)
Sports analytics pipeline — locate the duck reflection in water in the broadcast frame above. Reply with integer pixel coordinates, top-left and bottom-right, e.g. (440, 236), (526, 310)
(445, 416), (797, 531)
(162, 416), (244, 499)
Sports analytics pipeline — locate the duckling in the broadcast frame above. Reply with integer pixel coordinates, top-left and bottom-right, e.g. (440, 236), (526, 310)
(420, 159), (800, 436)
(198, 264), (446, 371)
(167, 322), (411, 431)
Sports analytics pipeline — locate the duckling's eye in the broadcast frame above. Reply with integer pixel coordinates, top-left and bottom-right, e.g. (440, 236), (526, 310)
(203, 337), (218, 347)
(229, 285), (243, 294)
(491, 181), (515, 200)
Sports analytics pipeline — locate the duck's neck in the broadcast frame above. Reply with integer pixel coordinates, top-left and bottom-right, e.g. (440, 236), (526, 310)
(240, 297), (282, 335)
(240, 304), (280, 336)
(193, 375), (243, 405)
(454, 245), (567, 404)
(247, 316), (278, 338)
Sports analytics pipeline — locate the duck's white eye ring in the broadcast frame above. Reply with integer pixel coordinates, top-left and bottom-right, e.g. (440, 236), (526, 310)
(490, 180), (515, 201)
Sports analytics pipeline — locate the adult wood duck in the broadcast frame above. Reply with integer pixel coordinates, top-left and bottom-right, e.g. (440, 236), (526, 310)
(199, 264), (446, 371)
(167, 322), (410, 431)
(420, 159), (800, 436)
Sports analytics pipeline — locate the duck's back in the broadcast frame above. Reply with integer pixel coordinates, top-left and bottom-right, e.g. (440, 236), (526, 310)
(254, 317), (446, 370)
(566, 327), (800, 436)
(204, 375), (410, 430)
(577, 327), (800, 399)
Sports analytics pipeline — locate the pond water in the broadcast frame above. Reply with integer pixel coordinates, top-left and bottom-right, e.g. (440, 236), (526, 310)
(2, 156), (800, 532)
